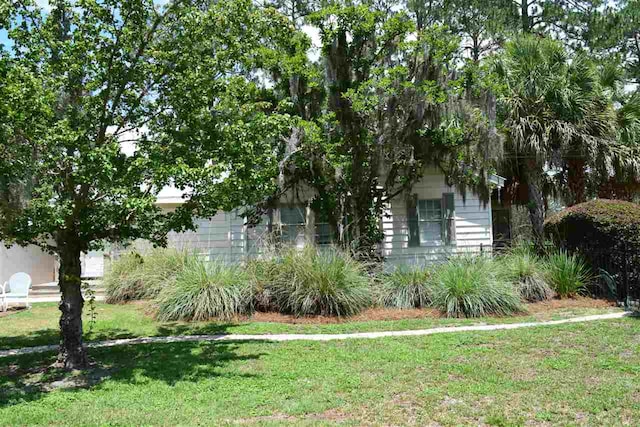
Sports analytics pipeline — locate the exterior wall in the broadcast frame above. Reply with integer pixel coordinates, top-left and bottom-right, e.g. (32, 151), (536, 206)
(171, 212), (248, 261)
(0, 243), (57, 285)
(81, 251), (105, 278)
(382, 170), (493, 266)
(112, 175), (494, 268)
(112, 210), (252, 263)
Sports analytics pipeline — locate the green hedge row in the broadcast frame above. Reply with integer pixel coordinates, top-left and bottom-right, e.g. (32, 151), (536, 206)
(104, 245), (592, 321)
(545, 199), (640, 300)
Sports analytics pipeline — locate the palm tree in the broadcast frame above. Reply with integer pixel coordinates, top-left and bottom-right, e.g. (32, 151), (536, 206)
(596, 91), (640, 200)
(492, 36), (616, 250)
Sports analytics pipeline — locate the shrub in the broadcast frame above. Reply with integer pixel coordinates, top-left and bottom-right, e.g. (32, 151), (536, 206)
(544, 200), (640, 298)
(156, 258), (253, 321)
(138, 249), (192, 298)
(104, 252), (144, 303)
(545, 251), (592, 298)
(265, 247), (371, 317)
(104, 249), (190, 303)
(498, 245), (553, 302)
(544, 199), (640, 251)
(431, 257), (523, 318)
(246, 257), (280, 312)
(377, 266), (433, 309)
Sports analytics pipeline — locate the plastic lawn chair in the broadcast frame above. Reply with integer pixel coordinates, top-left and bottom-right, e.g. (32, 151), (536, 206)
(1, 272), (32, 311)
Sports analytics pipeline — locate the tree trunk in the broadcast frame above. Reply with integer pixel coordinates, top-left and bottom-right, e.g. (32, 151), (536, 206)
(57, 243), (88, 370)
(566, 158), (586, 206)
(521, 0), (531, 33)
(524, 160), (546, 253)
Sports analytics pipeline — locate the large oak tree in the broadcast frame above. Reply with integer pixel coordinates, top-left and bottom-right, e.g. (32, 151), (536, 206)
(0, 0), (297, 369)
(259, 0), (500, 256)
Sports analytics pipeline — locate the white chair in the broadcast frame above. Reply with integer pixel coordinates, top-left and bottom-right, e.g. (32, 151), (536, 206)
(1, 272), (32, 311)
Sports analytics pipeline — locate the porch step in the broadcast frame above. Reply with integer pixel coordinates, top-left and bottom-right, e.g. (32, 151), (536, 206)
(27, 295), (106, 303)
(30, 289), (106, 296)
(29, 281), (106, 300)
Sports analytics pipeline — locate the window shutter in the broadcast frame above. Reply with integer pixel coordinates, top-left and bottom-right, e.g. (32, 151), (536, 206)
(406, 194), (420, 247)
(442, 193), (455, 245)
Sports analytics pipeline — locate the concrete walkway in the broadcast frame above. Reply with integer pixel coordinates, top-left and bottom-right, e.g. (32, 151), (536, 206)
(0, 312), (630, 359)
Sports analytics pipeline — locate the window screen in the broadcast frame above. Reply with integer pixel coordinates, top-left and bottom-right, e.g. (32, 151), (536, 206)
(417, 199), (443, 243)
(314, 209), (332, 245)
(280, 206), (306, 243)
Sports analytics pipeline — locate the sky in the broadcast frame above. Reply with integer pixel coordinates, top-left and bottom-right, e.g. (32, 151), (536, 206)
(0, 29), (9, 48)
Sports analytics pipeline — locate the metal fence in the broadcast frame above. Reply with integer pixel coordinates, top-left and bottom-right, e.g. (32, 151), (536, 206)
(491, 241), (640, 305)
(582, 243), (640, 304)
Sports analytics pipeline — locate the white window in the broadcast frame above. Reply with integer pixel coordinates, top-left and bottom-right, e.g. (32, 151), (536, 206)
(418, 199), (443, 243)
(314, 210), (332, 245)
(280, 205), (306, 245)
(408, 193), (455, 247)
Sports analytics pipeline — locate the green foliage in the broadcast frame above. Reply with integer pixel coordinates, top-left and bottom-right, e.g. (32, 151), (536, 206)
(498, 245), (553, 302)
(545, 193), (640, 301)
(136, 249), (192, 300)
(431, 257), (523, 318)
(589, 0), (640, 84)
(426, 0), (518, 61)
(105, 249), (191, 303)
(492, 35), (618, 247)
(263, 248), (372, 317)
(156, 258), (253, 322)
(0, 0), (294, 252)
(545, 251), (593, 298)
(264, 1), (500, 256)
(0, 0), (302, 364)
(545, 199), (640, 249)
(377, 266), (434, 309)
(104, 253), (145, 304)
(246, 257), (281, 312)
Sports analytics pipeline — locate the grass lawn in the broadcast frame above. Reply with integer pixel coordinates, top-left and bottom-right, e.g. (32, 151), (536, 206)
(0, 317), (638, 425)
(0, 299), (622, 351)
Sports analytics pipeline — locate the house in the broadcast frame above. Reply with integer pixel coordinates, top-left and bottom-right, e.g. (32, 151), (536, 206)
(125, 168), (504, 266)
(0, 244), (103, 286)
(2, 168), (504, 285)
(0, 244), (57, 287)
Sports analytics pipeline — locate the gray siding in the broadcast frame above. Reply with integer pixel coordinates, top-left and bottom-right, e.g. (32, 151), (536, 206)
(382, 172), (493, 266)
(112, 174), (494, 267)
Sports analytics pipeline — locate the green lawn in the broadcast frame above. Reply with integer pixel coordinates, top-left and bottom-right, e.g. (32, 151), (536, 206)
(0, 317), (638, 425)
(0, 302), (622, 351)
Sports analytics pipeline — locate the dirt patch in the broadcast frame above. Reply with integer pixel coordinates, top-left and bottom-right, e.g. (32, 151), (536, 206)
(248, 307), (443, 324)
(231, 409), (350, 425)
(526, 296), (615, 313)
(43, 367), (113, 391)
(236, 298), (615, 324)
(1, 361), (114, 398)
(120, 296), (616, 325)
(307, 408), (350, 422)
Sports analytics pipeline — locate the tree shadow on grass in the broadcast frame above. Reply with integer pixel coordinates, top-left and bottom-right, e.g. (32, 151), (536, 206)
(0, 326), (178, 351)
(155, 321), (236, 336)
(0, 339), (271, 409)
(0, 321), (241, 351)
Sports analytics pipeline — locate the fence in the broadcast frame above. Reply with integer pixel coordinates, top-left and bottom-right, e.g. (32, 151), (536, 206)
(584, 243), (640, 304)
(490, 241), (640, 305)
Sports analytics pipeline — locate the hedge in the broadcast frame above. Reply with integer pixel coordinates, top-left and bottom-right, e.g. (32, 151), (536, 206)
(544, 199), (640, 251)
(544, 199), (640, 300)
